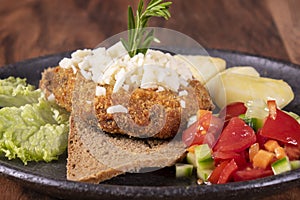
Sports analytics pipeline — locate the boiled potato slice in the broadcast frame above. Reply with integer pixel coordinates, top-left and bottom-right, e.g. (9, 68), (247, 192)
(206, 69), (294, 109)
(224, 66), (260, 77)
(175, 55), (226, 84)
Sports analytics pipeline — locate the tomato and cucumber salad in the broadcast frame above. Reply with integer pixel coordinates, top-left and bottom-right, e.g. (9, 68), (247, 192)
(178, 100), (300, 184)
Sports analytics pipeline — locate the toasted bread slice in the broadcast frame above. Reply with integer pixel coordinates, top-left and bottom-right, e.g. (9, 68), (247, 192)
(67, 115), (122, 183)
(66, 74), (186, 183)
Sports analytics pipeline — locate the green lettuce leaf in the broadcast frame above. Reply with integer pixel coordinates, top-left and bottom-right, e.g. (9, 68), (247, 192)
(0, 98), (69, 164)
(0, 76), (42, 107)
(0, 77), (70, 164)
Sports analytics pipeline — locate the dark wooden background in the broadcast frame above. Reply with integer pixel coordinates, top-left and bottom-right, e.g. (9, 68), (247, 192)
(1, 0), (300, 67)
(1, 0), (300, 199)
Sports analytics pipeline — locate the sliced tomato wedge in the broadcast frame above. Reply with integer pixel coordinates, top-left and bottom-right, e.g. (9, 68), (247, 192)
(213, 117), (256, 152)
(208, 160), (229, 184)
(197, 110), (212, 131)
(218, 159), (238, 184)
(213, 151), (248, 168)
(208, 159), (238, 184)
(182, 120), (201, 147)
(233, 168), (273, 182)
(219, 102), (247, 121)
(213, 151), (241, 161)
(261, 102), (300, 146)
(182, 111), (223, 148)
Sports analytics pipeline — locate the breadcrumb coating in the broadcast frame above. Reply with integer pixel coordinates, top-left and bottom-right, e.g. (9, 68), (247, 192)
(40, 66), (214, 139)
(40, 66), (75, 112)
(94, 79), (214, 139)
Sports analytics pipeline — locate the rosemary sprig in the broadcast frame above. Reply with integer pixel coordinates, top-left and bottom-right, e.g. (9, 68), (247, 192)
(121, 0), (172, 57)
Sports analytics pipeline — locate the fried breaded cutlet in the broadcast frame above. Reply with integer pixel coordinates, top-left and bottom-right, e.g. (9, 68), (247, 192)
(40, 66), (214, 139)
(40, 67), (75, 112)
(94, 80), (214, 139)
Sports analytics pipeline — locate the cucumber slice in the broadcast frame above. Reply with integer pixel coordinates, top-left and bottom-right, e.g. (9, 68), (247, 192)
(194, 144), (215, 182)
(186, 151), (196, 167)
(271, 157), (291, 175)
(197, 168), (213, 181)
(243, 99), (268, 131)
(197, 157), (215, 170)
(239, 114), (263, 132)
(290, 160), (300, 170)
(194, 144), (212, 163)
(182, 144), (215, 181)
(186, 147), (214, 169)
(175, 164), (194, 177)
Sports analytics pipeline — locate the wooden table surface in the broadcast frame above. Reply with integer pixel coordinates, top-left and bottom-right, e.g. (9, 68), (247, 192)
(0, 0), (300, 199)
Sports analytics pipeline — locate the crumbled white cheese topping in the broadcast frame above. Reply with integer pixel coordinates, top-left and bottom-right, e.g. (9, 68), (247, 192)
(180, 100), (186, 108)
(179, 90), (188, 96)
(156, 86), (165, 92)
(95, 86), (106, 96)
(47, 93), (56, 102)
(59, 57), (73, 69)
(58, 41), (194, 93)
(187, 115), (197, 127)
(107, 105), (128, 114)
(108, 50), (193, 93)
